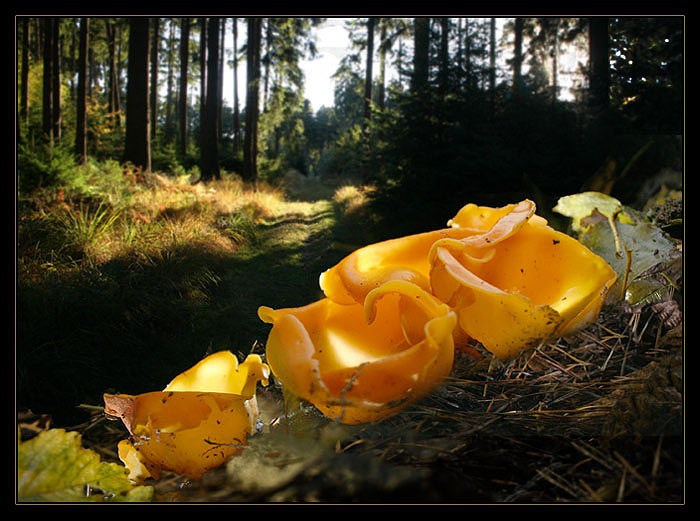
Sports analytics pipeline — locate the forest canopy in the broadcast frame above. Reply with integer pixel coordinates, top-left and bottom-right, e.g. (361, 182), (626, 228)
(17, 16), (683, 227)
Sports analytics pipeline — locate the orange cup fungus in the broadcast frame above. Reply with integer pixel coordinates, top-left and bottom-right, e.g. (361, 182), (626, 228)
(260, 199), (616, 422)
(258, 280), (457, 425)
(104, 351), (269, 481)
(428, 200), (617, 359)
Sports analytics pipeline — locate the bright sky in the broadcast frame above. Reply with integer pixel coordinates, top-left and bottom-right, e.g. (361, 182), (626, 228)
(221, 18), (352, 113)
(219, 17), (585, 113)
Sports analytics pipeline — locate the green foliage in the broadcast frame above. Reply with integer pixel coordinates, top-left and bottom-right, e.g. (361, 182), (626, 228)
(17, 142), (77, 196)
(18, 428), (153, 502)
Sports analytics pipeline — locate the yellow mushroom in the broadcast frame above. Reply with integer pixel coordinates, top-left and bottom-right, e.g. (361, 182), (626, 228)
(429, 206), (617, 360)
(258, 280), (457, 425)
(103, 352), (269, 481)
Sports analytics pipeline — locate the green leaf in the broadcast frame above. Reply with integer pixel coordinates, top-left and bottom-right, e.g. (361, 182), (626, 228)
(18, 428), (153, 502)
(576, 208), (681, 306)
(553, 191), (635, 233)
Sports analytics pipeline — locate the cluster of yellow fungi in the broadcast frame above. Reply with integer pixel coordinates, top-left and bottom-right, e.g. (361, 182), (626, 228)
(105, 199), (616, 481)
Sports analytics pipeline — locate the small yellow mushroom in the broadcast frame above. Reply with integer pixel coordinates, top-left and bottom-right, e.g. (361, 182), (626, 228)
(430, 208), (617, 360)
(258, 281), (457, 425)
(104, 352), (269, 481)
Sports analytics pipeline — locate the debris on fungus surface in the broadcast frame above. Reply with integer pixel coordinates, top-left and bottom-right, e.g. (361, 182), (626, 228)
(103, 352), (269, 482)
(260, 199), (617, 421)
(258, 280), (457, 425)
(430, 201), (617, 360)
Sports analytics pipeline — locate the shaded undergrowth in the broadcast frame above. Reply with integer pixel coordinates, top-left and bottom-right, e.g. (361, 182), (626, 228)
(16, 170), (375, 427)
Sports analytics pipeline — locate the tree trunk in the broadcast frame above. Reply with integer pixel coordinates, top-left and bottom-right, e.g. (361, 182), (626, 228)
(115, 22), (123, 128)
(551, 18), (560, 103)
(75, 17), (89, 164)
(150, 18), (159, 141)
(199, 18), (207, 154)
(42, 18), (52, 141)
(218, 19), (225, 144)
(51, 17), (62, 142)
(377, 19), (387, 111)
(242, 17), (261, 183)
(123, 17), (151, 172)
(588, 17), (609, 111)
(200, 17), (220, 181)
(20, 17), (29, 126)
(232, 17), (241, 152)
(512, 17), (524, 96)
(165, 20), (175, 142)
(178, 18), (190, 156)
(489, 18), (496, 96)
(363, 17), (374, 126)
(412, 17), (429, 92)
(263, 19), (271, 112)
(439, 17), (449, 93)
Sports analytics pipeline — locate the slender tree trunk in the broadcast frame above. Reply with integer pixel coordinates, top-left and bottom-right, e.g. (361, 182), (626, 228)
(150, 18), (159, 141)
(123, 17), (151, 172)
(412, 17), (429, 92)
(69, 21), (76, 102)
(51, 17), (61, 142)
(362, 17), (375, 182)
(178, 17), (190, 156)
(75, 17), (89, 164)
(242, 17), (261, 183)
(199, 17), (207, 154)
(232, 17), (241, 152)
(512, 17), (524, 97)
(588, 17), (609, 111)
(165, 20), (175, 142)
(551, 18), (560, 103)
(263, 19), (271, 112)
(439, 17), (449, 94)
(218, 19), (225, 144)
(42, 17), (53, 141)
(200, 17), (220, 181)
(464, 18), (472, 88)
(363, 17), (374, 126)
(20, 17), (29, 126)
(489, 18), (496, 97)
(115, 22), (123, 128)
(377, 19), (386, 111)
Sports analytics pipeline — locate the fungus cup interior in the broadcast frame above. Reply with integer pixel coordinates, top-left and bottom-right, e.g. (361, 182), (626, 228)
(258, 281), (457, 425)
(430, 211), (617, 359)
(103, 352), (269, 481)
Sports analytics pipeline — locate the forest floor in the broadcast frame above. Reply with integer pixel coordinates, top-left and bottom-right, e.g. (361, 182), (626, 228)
(17, 171), (684, 504)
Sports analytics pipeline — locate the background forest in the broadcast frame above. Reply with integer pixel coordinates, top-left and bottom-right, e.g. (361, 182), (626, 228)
(16, 16), (683, 503)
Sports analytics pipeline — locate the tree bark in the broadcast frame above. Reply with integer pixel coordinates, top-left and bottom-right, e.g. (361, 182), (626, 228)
(439, 17), (449, 93)
(232, 17), (241, 152)
(123, 17), (151, 172)
(412, 17), (429, 92)
(489, 18), (496, 96)
(377, 19), (386, 111)
(200, 17), (220, 181)
(218, 19), (225, 143)
(150, 18), (159, 141)
(512, 17), (524, 96)
(363, 17), (374, 126)
(588, 17), (609, 111)
(41, 18), (54, 142)
(242, 17), (261, 183)
(20, 17), (29, 126)
(178, 17), (190, 156)
(199, 18), (207, 155)
(165, 20), (175, 142)
(75, 17), (89, 164)
(51, 17), (61, 142)
(150, 18), (160, 141)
